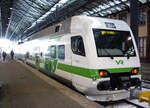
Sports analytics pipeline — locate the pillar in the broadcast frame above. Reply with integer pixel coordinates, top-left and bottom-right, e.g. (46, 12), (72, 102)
(130, 0), (139, 46)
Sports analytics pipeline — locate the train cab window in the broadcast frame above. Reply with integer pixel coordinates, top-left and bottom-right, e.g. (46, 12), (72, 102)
(93, 29), (136, 57)
(50, 46), (56, 58)
(58, 45), (65, 60)
(71, 36), (85, 56)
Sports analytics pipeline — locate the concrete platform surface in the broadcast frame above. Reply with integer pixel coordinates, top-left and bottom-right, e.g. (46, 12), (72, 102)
(0, 60), (102, 108)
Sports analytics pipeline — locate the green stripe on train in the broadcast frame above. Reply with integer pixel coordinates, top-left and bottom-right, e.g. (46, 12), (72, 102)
(57, 63), (98, 78)
(57, 63), (141, 79)
(29, 57), (141, 79)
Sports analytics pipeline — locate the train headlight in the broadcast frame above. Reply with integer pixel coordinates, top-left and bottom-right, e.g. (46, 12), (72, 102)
(100, 71), (104, 77)
(99, 70), (109, 77)
(132, 68), (139, 75)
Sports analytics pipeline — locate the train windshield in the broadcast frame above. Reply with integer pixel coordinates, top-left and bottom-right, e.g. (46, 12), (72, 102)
(93, 29), (136, 57)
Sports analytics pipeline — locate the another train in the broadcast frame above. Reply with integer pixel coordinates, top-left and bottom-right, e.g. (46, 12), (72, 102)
(15, 16), (141, 101)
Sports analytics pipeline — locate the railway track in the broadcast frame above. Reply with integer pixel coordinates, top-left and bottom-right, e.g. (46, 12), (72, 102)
(142, 80), (150, 89)
(125, 99), (146, 108)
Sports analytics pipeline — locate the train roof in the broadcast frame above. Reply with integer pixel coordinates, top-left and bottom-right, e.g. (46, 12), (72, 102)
(28, 16), (130, 41)
(70, 15), (129, 32)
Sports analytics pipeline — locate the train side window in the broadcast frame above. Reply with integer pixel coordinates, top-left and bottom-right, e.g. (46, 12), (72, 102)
(58, 45), (65, 60)
(71, 36), (85, 56)
(50, 46), (56, 58)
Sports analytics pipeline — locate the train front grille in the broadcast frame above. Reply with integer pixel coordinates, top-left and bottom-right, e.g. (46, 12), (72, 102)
(97, 72), (141, 91)
(110, 72), (131, 90)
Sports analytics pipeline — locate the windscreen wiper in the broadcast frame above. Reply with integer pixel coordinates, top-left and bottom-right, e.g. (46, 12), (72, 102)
(127, 53), (130, 59)
(124, 53), (130, 59)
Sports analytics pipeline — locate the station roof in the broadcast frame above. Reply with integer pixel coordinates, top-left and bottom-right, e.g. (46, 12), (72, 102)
(0, 0), (150, 41)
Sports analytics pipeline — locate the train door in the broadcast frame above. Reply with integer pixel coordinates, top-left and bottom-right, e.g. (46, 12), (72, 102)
(71, 35), (88, 84)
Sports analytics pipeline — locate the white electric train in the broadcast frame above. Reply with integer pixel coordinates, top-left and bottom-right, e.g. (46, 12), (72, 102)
(15, 16), (141, 101)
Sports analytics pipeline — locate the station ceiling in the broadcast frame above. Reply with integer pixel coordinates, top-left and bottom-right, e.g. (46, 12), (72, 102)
(0, 0), (150, 42)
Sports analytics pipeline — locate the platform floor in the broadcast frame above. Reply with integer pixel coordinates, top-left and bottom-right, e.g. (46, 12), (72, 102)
(0, 60), (101, 108)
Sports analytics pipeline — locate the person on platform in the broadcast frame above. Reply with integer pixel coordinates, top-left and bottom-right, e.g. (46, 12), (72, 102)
(2, 51), (7, 62)
(10, 50), (14, 60)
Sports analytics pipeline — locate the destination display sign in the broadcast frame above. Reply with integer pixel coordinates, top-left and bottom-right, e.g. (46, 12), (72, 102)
(101, 30), (116, 35)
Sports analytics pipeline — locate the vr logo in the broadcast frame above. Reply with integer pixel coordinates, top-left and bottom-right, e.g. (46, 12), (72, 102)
(115, 60), (124, 65)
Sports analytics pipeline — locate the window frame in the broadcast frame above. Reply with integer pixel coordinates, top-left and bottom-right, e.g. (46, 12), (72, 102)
(71, 36), (86, 56)
(92, 29), (136, 57)
(139, 8), (146, 26)
(50, 45), (56, 59)
(58, 45), (65, 60)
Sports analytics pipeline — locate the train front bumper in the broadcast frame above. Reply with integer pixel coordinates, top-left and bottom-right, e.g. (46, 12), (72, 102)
(85, 75), (141, 101)
(86, 90), (129, 101)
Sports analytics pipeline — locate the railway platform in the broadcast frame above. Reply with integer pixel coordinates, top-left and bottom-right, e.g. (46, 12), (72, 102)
(0, 60), (101, 108)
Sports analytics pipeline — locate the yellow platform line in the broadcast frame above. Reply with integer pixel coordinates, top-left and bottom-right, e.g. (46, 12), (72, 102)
(139, 91), (150, 106)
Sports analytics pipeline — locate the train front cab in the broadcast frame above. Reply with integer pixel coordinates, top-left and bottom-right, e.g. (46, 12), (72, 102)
(92, 29), (141, 89)
(72, 18), (142, 101)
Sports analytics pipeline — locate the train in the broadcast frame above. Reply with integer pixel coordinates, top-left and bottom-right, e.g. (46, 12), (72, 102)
(14, 16), (141, 101)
